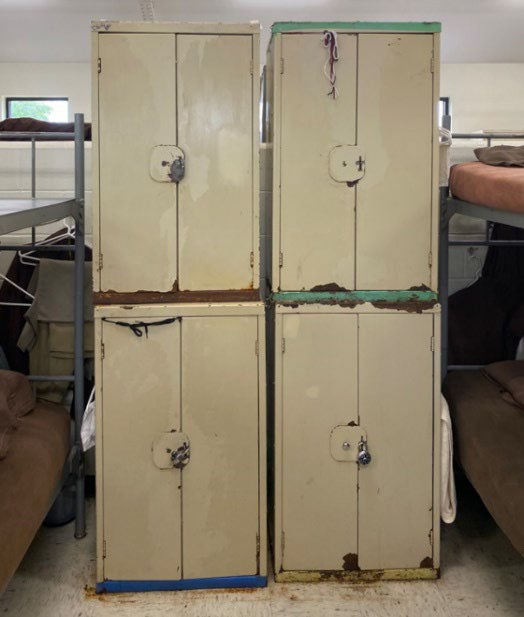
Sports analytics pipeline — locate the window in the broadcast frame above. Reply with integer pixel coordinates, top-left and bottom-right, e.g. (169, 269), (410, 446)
(439, 97), (451, 129)
(6, 97), (69, 122)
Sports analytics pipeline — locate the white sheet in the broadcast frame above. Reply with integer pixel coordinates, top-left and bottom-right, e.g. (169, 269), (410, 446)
(441, 394), (457, 523)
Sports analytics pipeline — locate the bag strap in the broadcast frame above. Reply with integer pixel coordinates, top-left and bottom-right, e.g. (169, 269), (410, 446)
(102, 317), (180, 338)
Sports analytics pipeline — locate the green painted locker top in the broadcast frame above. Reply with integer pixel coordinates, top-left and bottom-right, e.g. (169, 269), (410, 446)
(271, 21), (441, 34)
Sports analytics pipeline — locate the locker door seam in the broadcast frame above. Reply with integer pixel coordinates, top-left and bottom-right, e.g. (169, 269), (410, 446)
(256, 315), (261, 574)
(354, 35), (359, 289)
(278, 35), (284, 291)
(251, 35), (256, 290)
(100, 320), (106, 577)
(179, 313), (184, 579)
(97, 35), (103, 293)
(175, 33), (180, 290)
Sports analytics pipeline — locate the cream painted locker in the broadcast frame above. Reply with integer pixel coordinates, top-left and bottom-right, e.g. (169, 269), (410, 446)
(273, 303), (441, 581)
(92, 22), (260, 298)
(266, 22), (440, 292)
(94, 303), (266, 592)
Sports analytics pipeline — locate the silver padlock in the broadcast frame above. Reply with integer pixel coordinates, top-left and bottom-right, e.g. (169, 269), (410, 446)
(170, 442), (190, 469)
(357, 438), (372, 466)
(169, 156), (185, 183)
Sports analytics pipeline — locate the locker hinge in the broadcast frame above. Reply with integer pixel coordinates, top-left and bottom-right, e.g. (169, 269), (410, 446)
(250, 59), (254, 75)
(103, 540), (107, 558)
(429, 528), (434, 547)
(98, 253), (103, 271)
(101, 342), (105, 360)
(428, 251), (433, 268)
(430, 336), (435, 352)
(250, 251), (254, 268)
(281, 338), (286, 353)
(280, 57), (284, 74)
(256, 533), (260, 571)
(255, 339), (259, 356)
(279, 252), (283, 268)
(97, 58), (102, 74)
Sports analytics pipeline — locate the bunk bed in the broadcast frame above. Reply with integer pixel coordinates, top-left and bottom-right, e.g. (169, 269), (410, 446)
(440, 129), (524, 556)
(0, 114), (86, 590)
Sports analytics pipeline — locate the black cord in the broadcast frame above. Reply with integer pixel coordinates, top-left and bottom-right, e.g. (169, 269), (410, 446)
(102, 317), (180, 338)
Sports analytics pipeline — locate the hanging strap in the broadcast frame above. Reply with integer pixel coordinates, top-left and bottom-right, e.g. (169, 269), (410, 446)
(102, 317), (180, 338)
(323, 30), (339, 100)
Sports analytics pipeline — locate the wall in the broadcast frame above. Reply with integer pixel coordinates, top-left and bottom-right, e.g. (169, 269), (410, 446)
(0, 63), (91, 121)
(441, 63), (524, 132)
(441, 63), (524, 293)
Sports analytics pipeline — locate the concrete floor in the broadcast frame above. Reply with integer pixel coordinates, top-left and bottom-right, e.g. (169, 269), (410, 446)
(1, 477), (523, 617)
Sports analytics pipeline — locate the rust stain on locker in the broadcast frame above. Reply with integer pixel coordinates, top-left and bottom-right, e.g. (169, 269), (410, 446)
(342, 552), (360, 571)
(94, 288), (260, 305)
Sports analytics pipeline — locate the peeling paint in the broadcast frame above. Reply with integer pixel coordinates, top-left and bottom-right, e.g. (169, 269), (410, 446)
(342, 552), (360, 571)
(275, 567), (439, 583)
(94, 288), (260, 305)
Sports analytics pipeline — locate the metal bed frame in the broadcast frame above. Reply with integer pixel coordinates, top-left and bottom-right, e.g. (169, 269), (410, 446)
(439, 129), (524, 379)
(0, 113), (86, 539)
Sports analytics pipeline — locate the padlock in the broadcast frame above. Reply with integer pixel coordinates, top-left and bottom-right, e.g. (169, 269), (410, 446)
(357, 438), (372, 466)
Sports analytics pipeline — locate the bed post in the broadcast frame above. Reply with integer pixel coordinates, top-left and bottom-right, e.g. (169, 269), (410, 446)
(73, 113), (86, 539)
(439, 187), (450, 383)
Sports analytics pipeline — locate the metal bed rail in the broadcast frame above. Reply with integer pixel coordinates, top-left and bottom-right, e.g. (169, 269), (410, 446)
(452, 132), (524, 146)
(0, 114), (86, 539)
(440, 136), (524, 378)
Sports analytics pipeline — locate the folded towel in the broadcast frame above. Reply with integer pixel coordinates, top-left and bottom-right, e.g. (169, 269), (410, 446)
(441, 394), (457, 523)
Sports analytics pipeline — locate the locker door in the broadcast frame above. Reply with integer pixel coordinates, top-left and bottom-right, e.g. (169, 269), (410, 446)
(358, 314), (434, 570)
(279, 34), (357, 292)
(281, 314), (358, 571)
(101, 317), (182, 581)
(177, 35), (254, 291)
(356, 34), (434, 289)
(182, 316), (260, 578)
(98, 34), (177, 293)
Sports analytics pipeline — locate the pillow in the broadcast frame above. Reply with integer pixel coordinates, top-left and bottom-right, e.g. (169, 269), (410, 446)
(0, 370), (35, 417)
(484, 361), (524, 409)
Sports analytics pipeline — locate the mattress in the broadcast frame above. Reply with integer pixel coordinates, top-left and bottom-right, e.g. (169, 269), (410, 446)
(449, 161), (524, 213)
(443, 370), (524, 556)
(0, 402), (70, 593)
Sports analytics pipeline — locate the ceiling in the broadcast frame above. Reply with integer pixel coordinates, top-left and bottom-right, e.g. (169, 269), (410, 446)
(1, 0), (524, 63)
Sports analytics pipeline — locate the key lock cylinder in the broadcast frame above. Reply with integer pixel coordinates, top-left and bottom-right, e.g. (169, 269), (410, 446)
(330, 425), (372, 466)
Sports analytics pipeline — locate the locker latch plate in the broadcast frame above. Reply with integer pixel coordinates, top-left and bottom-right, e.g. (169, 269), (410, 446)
(152, 432), (190, 469)
(328, 146), (365, 184)
(330, 425), (367, 462)
(150, 145), (185, 183)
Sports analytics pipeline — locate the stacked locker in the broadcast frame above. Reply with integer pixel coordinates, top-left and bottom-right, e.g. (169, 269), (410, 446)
(92, 22), (266, 592)
(265, 22), (442, 580)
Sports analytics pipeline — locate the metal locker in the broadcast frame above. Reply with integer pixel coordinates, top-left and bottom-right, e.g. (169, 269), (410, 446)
(92, 22), (260, 297)
(94, 303), (266, 592)
(265, 22), (440, 292)
(273, 302), (441, 581)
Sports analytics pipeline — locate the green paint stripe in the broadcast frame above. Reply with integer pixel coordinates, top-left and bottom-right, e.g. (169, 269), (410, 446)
(271, 21), (441, 34)
(272, 290), (438, 303)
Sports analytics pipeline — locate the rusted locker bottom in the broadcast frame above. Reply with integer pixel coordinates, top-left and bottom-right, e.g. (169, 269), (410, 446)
(93, 288), (261, 305)
(274, 567), (439, 583)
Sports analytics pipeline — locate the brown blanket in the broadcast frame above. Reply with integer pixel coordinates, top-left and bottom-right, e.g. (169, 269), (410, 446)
(484, 360), (524, 409)
(450, 162), (524, 213)
(475, 145), (524, 167)
(443, 370), (524, 556)
(0, 117), (91, 141)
